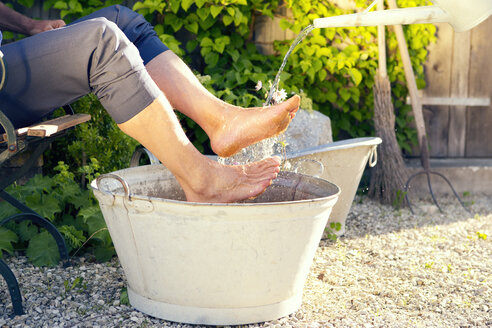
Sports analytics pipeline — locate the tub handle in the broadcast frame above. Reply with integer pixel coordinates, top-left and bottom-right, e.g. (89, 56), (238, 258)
(368, 145), (378, 167)
(129, 146), (160, 167)
(293, 158), (324, 177)
(96, 173), (131, 200)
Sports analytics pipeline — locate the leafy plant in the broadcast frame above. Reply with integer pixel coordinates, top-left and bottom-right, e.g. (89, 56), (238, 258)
(64, 276), (87, 294)
(120, 287), (130, 305)
(392, 189), (407, 210)
(0, 227), (18, 259)
(325, 221), (342, 241)
(43, 94), (140, 180)
(424, 261), (434, 269)
(0, 161), (115, 266)
(476, 232), (487, 240)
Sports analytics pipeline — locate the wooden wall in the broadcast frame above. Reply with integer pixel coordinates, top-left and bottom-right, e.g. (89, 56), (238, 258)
(422, 17), (492, 158)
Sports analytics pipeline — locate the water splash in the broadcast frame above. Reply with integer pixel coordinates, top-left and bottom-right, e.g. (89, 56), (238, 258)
(219, 25), (315, 166)
(219, 0), (382, 166)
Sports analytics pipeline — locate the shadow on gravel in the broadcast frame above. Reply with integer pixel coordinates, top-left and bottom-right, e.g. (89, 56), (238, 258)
(337, 193), (492, 240)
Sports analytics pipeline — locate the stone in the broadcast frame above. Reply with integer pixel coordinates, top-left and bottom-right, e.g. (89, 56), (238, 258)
(283, 109), (333, 153)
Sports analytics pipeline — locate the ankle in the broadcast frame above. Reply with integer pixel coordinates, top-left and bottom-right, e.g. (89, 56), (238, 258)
(180, 158), (221, 200)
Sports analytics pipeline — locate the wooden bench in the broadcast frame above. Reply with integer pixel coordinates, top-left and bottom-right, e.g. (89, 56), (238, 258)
(0, 107), (91, 316)
(0, 49), (91, 315)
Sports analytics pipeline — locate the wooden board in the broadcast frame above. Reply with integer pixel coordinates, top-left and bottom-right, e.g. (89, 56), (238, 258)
(466, 16), (492, 157)
(422, 23), (453, 158)
(1, 114), (91, 142)
(254, 7), (296, 55)
(447, 30), (471, 157)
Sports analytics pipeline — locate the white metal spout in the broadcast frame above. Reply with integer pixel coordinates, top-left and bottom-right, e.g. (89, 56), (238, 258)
(313, 5), (450, 29)
(313, 0), (492, 32)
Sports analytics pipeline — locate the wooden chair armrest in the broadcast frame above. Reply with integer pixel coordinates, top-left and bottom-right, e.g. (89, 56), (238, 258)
(1, 113), (91, 142)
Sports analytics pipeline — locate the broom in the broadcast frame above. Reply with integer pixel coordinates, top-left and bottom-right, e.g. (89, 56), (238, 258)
(368, 0), (409, 205)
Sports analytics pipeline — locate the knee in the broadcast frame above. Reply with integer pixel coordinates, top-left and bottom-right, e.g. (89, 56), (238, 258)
(87, 17), (127, 44)
(81, 17), (142, 66)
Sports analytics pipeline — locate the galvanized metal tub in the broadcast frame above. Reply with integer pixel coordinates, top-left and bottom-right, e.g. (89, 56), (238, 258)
(90, 165), (340, 325)
(286, 137), (382, 236)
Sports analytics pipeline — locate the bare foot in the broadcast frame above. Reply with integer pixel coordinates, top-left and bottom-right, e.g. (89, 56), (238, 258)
(180, 156), (281, 203)
(209, 95), (300, 157)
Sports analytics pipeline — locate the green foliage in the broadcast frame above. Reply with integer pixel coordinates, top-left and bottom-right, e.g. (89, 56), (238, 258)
(120, 287), (130, 305)
(392, 189), (407, 210)
(0, 161), (115, 266)
(325, 221), (342, 241)
(129, 0), (433, 151)
(0, 227), (18, 258)
(26, 230), (60, 267)
(44, 95), (140, 179)
(280, 0), (434, 147)
(476, 232), (487, 240)
(8, 0), (435, 153)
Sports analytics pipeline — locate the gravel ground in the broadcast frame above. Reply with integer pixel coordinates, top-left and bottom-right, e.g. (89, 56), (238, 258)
(1, 194), (491, 328)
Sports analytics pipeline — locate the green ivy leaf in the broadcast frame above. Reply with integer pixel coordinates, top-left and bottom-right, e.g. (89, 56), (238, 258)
(164, 13), (183, 32)
(210, 5), (223, 18)
(196, 7), (209, 21)
(54, 1), (68, 9)
(223, 15), (234, 26)
(227, 49), (240, 62)
(351, 110), (362, 121)
(159, 34), (184, 56)
(279, 19), (291, 30)
(318, 69), (327, 82)
(169, 0), (180, 13)
(181, 0), (194, 11)
(185, 21), (199, 34)
(233, 8), (243, 26)
(307, 67), (315, 82)
(26, 231), (60, 267)
(213, 36), (230, 54)
(186, 40), (199, 52)
(195, 0), (206, 8)
(198, 15), (215, 30)
(200, 37), (214, 48)
(0, 227), (18, 258)
(204, 52), (219, 68)
(17, 0), (35, 7)
(339, 88), (351, 102)
(348, 68), (363, 86)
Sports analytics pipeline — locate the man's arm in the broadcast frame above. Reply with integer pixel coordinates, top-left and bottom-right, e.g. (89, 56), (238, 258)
(0, 2), (65, 35)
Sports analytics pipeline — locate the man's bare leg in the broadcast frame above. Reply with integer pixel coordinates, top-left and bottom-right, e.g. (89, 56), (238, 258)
(118, 95), (281, 203)
(145, 51), (300, 157)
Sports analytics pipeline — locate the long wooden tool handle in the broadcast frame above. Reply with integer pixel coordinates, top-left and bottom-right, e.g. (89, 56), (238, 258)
(377, 0), (387, 77)
(387, 0), (427, 147)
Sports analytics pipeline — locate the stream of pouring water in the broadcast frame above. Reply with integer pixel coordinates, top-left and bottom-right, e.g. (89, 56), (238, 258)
(265, 24), (315, 106)
(219, 25), (315, 166)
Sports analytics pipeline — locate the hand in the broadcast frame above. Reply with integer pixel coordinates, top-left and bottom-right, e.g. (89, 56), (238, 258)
(28, 19), (66, 35)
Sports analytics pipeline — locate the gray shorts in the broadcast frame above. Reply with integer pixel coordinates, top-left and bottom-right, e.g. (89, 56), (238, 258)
(0, 5), (168, 128)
